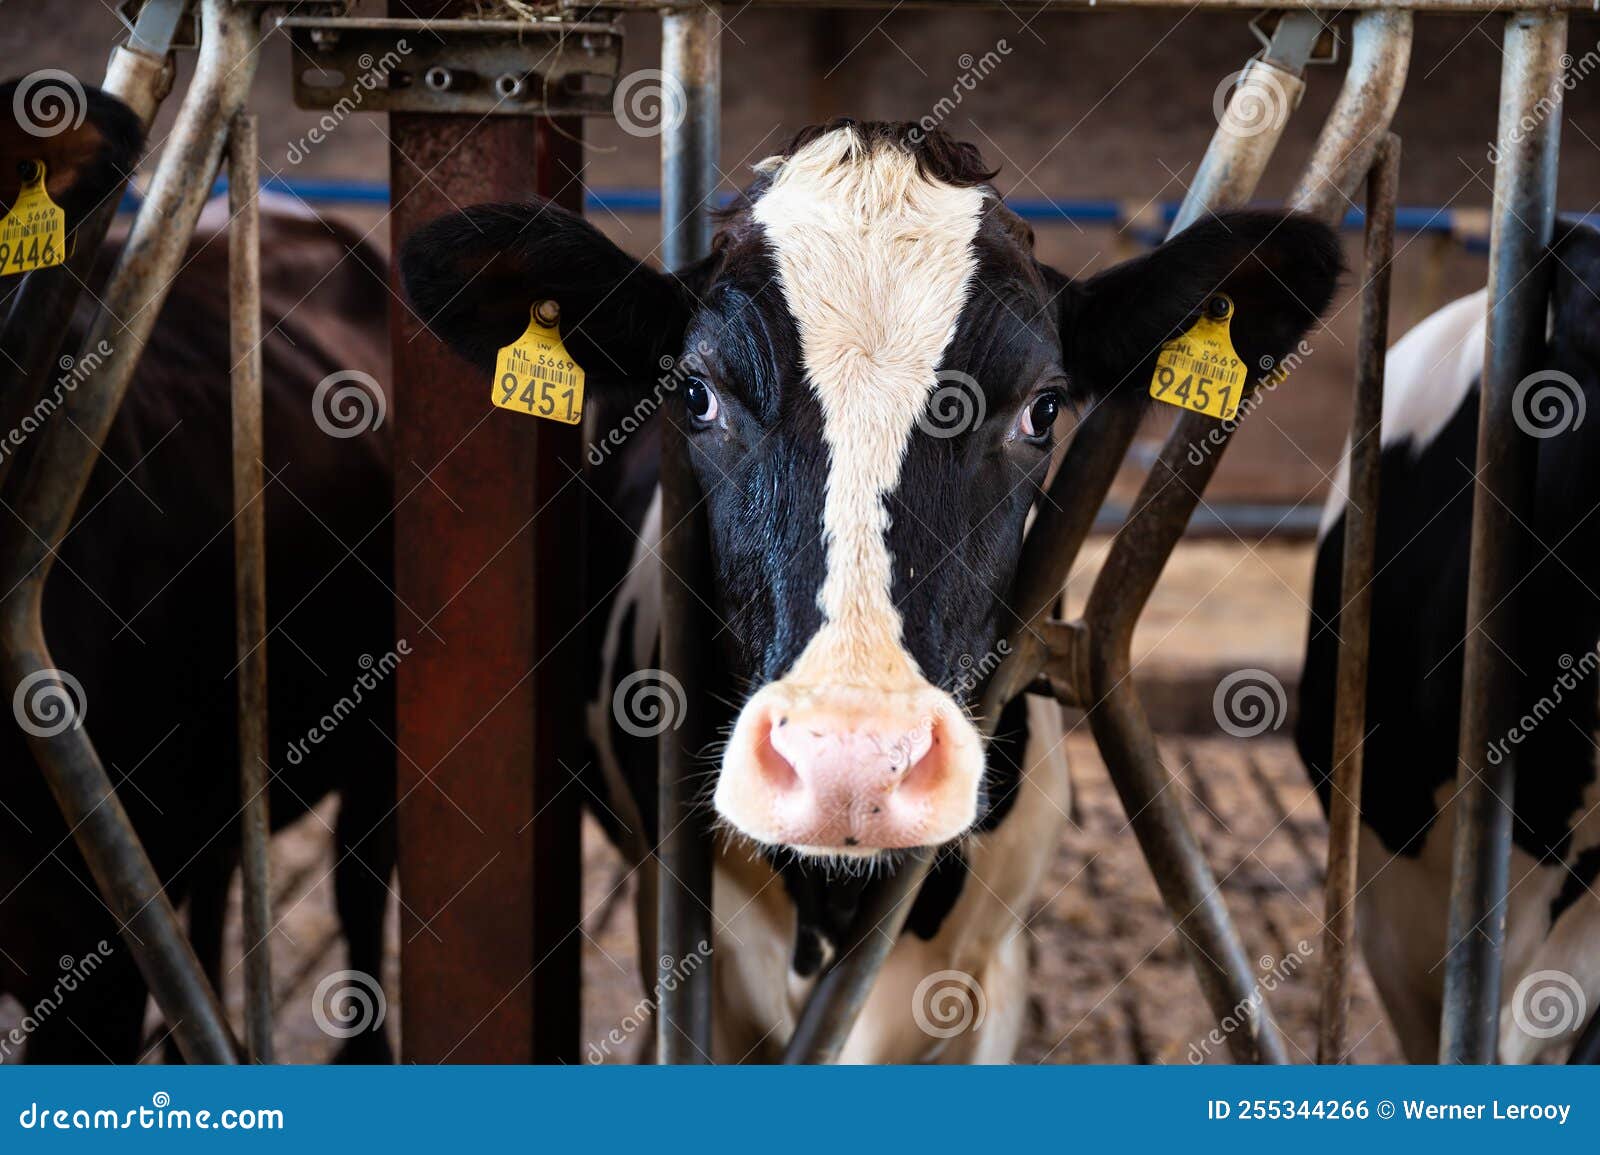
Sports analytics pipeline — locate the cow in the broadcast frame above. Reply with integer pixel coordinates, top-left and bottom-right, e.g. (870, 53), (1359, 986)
(0, 83), (397, 1063)
(1298, 216), (1600, 1063)
(403, 119), (1341, 1062)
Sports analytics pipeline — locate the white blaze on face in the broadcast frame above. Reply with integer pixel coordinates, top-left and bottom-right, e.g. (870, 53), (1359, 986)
(715, 129), (993, 852)
(753, 128), (987, 690)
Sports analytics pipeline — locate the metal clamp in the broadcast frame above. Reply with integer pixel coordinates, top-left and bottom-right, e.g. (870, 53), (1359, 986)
(280, 15), (623, 116)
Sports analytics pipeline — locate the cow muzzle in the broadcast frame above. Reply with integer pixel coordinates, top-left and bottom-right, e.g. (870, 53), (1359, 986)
(714, 681), (985, 855)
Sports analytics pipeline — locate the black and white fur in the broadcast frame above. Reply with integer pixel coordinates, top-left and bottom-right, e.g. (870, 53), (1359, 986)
(404, 120), (1340, 1062)
(1298, 218), (1600, 1063)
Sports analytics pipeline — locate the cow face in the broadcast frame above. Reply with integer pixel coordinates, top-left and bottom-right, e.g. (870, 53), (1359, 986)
(402, 120), (1340, 860)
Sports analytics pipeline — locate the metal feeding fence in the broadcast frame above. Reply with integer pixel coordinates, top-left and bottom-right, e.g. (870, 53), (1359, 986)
(0, 0), (1581, 1065)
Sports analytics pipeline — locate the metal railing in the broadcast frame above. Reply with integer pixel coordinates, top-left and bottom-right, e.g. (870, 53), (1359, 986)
(650, 2), (1557, 1068)
(0, 0), (1568, 1067)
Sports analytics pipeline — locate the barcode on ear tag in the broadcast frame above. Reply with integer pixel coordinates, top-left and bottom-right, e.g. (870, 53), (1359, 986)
(492, 300), (585, 425)
(0, 161), (66, 277)
(1148, 293), (1247, 422)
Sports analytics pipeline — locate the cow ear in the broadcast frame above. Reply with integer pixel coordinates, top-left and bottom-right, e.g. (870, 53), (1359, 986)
(0, 79), (143, 224)
(400, 200), (702, 386)
(1052, 211), (1343, 404)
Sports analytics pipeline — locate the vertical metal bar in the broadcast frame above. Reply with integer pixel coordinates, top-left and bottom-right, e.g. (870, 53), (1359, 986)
(390, 112), (586, 1063)
(1317, 133), (1398, 1065)
(1440, 9), (1567, 1066)
(657, 2), (721, 1064)
(228, 111), (273, 1065)
(0, 0), (257, 1065)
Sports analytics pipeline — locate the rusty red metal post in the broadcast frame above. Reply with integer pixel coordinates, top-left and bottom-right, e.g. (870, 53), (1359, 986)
(388, 3), (585, 1065)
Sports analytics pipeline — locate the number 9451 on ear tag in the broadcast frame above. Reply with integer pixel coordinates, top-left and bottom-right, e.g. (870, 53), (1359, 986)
(1148, 293), (1247, 422)
(493, 300), (585, 425)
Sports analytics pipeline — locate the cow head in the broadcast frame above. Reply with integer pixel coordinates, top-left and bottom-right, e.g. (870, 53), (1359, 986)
(401, 120), (1340, 861)
(0, 78), (142, 225)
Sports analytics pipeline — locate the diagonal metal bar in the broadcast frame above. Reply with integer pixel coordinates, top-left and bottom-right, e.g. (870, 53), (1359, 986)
(0, 0), (263, 1065)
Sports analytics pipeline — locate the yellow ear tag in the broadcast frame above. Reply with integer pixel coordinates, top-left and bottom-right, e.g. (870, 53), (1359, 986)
(1148, 293), (1248, 421)
(492, 300), (585, 425)
(0, 161), (67, 277)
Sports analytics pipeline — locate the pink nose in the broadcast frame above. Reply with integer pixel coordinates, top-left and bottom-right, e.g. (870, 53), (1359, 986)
(715, 687), (984, 853)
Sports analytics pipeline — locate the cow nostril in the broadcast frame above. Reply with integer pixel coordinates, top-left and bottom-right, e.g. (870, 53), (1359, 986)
(755, 715), (801, 792)
(896, 717), (948, 799)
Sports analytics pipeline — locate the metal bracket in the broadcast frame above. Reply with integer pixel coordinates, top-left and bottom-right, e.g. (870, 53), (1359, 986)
(1252, 10), (1341, 67)
(279, 15), (623, 116)
(1026, 618), (1092, 709)
(117, 0), (197, 53)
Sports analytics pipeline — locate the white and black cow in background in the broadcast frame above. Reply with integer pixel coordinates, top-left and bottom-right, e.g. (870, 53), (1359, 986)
(1298, 218), (1600, 1063)
(404, 120), (1340, 1062)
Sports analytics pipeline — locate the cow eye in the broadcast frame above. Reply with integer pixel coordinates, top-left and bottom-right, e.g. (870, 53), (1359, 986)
(685, 376), (719, 424)
(1018, 389), (1063, 439)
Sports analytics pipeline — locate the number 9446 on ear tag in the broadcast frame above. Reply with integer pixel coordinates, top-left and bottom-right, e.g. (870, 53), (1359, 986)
(1148, 293), (1247, 422)
(493, 300), (585, 425)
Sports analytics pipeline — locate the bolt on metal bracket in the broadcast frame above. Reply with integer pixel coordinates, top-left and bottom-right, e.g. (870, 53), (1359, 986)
(280, 15), (623, 117)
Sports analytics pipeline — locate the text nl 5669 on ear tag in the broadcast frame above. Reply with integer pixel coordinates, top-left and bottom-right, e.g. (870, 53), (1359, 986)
(0, 161), (66, 277)
(492, 300), (585, 425)
(1148, 294), (1247, 422)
